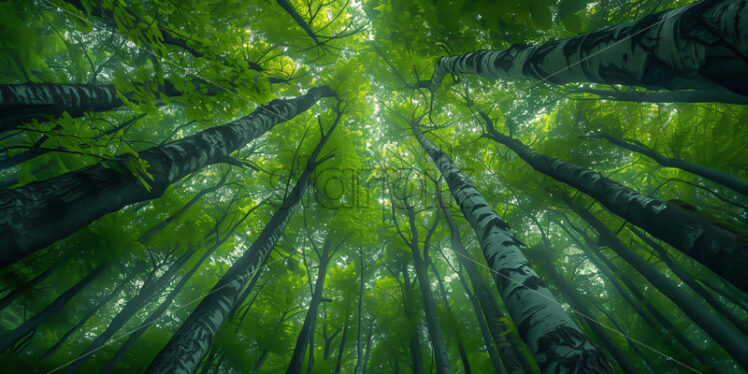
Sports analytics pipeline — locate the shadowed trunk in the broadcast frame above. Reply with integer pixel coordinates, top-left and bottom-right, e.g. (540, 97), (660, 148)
(0, 86), (333, 268)
(486, 128), (748, 292)
(429, 0), (748, 98)
(145, 119), (338, 374)
(411, 122), (609, 373)
(402, 268), (426, 374)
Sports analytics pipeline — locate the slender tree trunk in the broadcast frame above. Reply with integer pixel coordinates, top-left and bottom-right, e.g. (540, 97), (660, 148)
(63, 249), (194, 374)
(275, 0), (320, 45)
(594, 304), (656, 373)
(450, 254), (507, 374)
(403, 268), (426, 374)
(405, 205), (451, 374)
(436, 183), (530, 374)
(600, 134), (748, 196)
(99, 244), (222, 373)
(696, 275), (748, 313)
(0, 254), (68, 311)
(629, 226), (748, 337)
(531, 217), (636, 373)
(428, 258), (471, 374)
(564, 219), (717, 370)
(145, 121), (337, 374)
(307, 321), (315, 374)
(45, 267), (138, 358)
(411, 123), (609, 373)
(334, 314), (350, 374)
(287, 238), (334, 374)
(0, 264), (105, 353)
(354, 250), (366, 374)
(571, 204), (748, 369)
(0, 86), (333, 268)
(362, 325), (373, 374)
(486, 128), (748, 292)
(429, 0), (748, 97)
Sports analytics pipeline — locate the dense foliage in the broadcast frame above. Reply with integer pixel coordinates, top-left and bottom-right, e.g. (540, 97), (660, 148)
(1, 0), (746, 373)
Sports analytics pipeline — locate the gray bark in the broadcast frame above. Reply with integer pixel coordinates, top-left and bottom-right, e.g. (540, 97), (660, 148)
(486, 129), (748, 292)
(402, 267), (426, 374)
(411, 123), (609, 373)
(0, 86), (333, 268)
(145, 119), (337, 374)
(429, 0), (748, 98)
(569, 88), (748, 105)
(572, 204), (748, 369)
(600, 134), (748, 196)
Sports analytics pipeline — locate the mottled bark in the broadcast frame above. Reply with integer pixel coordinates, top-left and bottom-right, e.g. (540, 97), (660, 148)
(436, 182), (530, 374)
(145, 120), (337, 374)
(0, 86), (333, 268)
(429, 0), (748, 98)
(600, 134), (748, 196)
(0, 264), (105, 353)
(629, 226), (748, 336)
(572, 204), (748, 369)
(486, 129), (748, 292)
(411, 123), (609, 373)
(287, 237), (334, 374)
(63, 249), (194, 374)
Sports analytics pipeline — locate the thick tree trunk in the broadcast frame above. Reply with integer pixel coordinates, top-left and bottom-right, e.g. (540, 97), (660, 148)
(429, 0), (748, 98)
(563, 219), (718, 370)
(145, 121), (336, 374)
(63, 249), (194, 374)
(486, 129), (748, 292)
(629, 226), (748, 337)
(0, 264), (105, 353)
(99, 244), (222, 374)
(44, 268), (137, 358)
(287, 238), (334, 374)
(0, 86), (333, 268)
(569, 88), (748, 105)
(411, 123), (609, 373)
(600, 134), (748, 196)
(572, 204), (748, 369)
(428, 257), (471, 374)
(436, 183), (531, 374)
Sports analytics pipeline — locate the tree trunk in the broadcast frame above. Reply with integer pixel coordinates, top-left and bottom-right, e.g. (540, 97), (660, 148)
(600, 134), (748, 196)
(411, 123), (609, 373)
(44, 267), (138, 358)
(0, 264), (105, 353)
(362, 324), (373, 374)
(427, 256), (471, 374)
(486, 128), (748, 292)
(0, 86), (333, 268)
(63, 249), (195, 374)
(572, 204), (748, 369)
(435, 183), (531, 374)
(569, 88), (748, 105)
(0, 254), (68, 311)
(563, 219), (718, 370)
(531, 217), (637, 373)
(629, 226), (748, 337)
(334, 314), (350, 374)
(405, 205), (451, 374)
(99, 244), (222, 373)
(287, 237), (334, 374)
(594, 304), (656, 373)
(402, 268), (426, 374)
(145, 121), (337, 374)
(354, 249), (366, 374)
(429, 0), (748, 98)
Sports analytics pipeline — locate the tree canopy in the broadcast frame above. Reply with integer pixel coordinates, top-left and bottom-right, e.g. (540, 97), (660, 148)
(0, 0), (747, 373)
